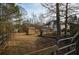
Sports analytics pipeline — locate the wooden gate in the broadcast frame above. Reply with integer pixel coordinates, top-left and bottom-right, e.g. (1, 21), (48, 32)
(56, 32), (79, 55)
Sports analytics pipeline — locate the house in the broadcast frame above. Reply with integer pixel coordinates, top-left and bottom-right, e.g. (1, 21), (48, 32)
(42, 19), (70, 33)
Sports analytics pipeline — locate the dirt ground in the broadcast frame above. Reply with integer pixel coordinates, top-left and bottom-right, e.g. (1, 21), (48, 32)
(1, 32), (54, 55)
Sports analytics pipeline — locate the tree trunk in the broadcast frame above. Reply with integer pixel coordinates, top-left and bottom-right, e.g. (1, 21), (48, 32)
(26, 27), (29, 35)
(39, 29), (43, 36)
(56, 3), (61, 37)
(64, 3), (68, 37)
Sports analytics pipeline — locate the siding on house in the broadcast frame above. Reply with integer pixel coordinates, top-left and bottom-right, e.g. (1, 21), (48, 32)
(47, 21), (70, 32)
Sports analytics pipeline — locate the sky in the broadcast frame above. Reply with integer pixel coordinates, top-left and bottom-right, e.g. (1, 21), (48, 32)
(17, 3), (46, 18)
(17, 3), (79, 23)
(17, 3), (66, 23)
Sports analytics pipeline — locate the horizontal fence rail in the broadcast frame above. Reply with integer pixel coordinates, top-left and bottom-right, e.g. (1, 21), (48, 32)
(64, 49), (76, 55)
(58, 37), (73, 42)
(27, 45), (58, 55)
(58, 43), (76, 51)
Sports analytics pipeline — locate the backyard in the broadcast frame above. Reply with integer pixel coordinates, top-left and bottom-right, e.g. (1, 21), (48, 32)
(1, 32), (55, 54)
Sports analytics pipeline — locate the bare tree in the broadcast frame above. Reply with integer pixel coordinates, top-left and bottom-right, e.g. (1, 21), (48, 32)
(56, 3), (61, 36)
(41, 3), (61, 37)
(61, 3), (79, 36)
(64, 3), (68, 37)
(41, 3), (79, 37)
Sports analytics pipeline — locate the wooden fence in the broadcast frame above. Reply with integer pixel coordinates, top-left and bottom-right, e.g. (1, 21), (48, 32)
(27, 32), (79, 55)
(56, 32), (79, 55)
(0, 32), (9, 54)
(0, 33), (9, 45)
(27, 45), (58, 55)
